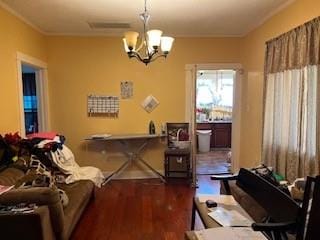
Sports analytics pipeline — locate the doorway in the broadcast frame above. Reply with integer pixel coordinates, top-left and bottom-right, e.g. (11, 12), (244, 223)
(22, 65), (39, 134)
(185, 63), (242, 186)
(17, 52), (49, 137)
(196, 70), (235, 175)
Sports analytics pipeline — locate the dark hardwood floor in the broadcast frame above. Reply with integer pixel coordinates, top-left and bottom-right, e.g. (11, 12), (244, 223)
(71, 176), (219, 240)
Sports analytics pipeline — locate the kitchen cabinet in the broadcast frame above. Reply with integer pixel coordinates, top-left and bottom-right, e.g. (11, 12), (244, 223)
(197, 122), (232, 148)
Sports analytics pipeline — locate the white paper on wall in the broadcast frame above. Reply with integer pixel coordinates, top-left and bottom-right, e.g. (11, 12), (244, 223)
(121, 81), (133, 99)
(141, 95), (159, 113)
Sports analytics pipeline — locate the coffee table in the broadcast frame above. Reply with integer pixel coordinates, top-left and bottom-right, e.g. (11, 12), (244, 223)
(187, 195), (253, 240)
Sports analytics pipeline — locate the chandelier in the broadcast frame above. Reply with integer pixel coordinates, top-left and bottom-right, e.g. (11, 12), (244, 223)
(123, 0), (174, 65)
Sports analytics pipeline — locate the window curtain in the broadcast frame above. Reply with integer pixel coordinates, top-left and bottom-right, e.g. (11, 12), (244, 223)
(262, 17), (320, 182)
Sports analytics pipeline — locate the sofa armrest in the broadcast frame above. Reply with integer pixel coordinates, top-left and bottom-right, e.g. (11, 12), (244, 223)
(0, 187), (60, 205)
(211, 174), (238, 195)
(0, 187), (64, 238)
(210, 174), (238, 181)
(252, 221), (296, 232)
(0, 206), (55, 240)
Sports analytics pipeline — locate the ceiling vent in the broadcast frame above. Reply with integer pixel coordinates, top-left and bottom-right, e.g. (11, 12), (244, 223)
(88, 22), (131, 29)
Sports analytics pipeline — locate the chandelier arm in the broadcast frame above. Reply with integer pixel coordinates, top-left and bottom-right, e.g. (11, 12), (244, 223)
(149, 53), (167, 63)
(147, 49), (159, 61)
(129, 51), (145, 63)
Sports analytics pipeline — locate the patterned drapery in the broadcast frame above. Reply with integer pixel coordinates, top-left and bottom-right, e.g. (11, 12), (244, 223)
(262, 17), (320, 182)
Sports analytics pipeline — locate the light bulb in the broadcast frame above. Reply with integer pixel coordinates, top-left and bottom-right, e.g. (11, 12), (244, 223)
(161, 36), (174, 53)
(147, 29), (162, 48)
(124, 31), (139, 51)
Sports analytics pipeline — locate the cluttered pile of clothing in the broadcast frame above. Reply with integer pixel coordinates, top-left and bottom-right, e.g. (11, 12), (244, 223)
(18, 133), (104, 188)
(22, 135), (104, 187)
(0, 132), (104, 208)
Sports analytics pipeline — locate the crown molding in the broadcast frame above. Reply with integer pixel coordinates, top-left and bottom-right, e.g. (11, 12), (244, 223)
(243, 0), (297, 36)
(0, 0), (296, 38)
(0, 1), (45, 34)
(45, 31), (245, 38)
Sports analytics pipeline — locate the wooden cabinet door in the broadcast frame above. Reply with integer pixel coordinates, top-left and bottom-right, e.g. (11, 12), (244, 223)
(213, 123), (231, 148)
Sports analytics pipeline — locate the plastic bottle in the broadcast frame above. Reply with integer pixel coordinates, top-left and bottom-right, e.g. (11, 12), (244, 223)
(160, 123), (166, 135)
(149, 121), (156, 134)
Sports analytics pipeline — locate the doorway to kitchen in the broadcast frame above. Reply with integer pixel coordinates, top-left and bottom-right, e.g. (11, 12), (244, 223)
(185, 63), (242, 186)
(196, 69), (235, 175)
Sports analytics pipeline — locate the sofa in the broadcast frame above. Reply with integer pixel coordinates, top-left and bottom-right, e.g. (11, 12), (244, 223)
(0, 163), (95, 240)
(220, 179), (267, 222)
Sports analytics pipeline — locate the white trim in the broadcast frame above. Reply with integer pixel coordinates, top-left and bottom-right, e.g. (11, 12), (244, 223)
(16, 52), (49, 137)
(185, 65), (197, 186)
(0, 1), (45, 34)
(17, 52), (47, 68)
(231, 69), (243, 172)
(185, 63), (243, 175)
(16, 61), (25, 136)
(186, 63), (242, 71)
(102, 170), (165, 180)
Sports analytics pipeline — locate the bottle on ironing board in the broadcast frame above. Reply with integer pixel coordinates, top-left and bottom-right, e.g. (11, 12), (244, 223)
(149, 121), (156, 134)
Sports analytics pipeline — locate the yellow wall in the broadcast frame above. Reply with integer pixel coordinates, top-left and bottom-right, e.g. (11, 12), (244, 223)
(0, 7), (47, 133)
(46, 37), (242, 172)
(1, 0), (320, 174)
(239, 0), (320, 167)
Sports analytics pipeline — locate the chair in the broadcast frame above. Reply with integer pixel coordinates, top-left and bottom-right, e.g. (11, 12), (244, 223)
(164, 123), (191, 181)
(295, 175), (320, 240)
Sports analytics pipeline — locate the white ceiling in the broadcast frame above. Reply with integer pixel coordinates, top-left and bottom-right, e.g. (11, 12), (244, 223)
(0, 0), (295, 37)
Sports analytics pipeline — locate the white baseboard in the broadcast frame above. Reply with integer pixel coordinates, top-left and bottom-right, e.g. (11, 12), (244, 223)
(103, 169), (164, 180)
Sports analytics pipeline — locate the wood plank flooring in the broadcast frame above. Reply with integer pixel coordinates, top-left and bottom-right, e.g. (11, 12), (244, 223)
(71, 176), (219, 240)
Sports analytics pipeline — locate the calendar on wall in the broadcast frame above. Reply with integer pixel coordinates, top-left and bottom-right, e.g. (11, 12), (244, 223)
(87, 95), (119, 117)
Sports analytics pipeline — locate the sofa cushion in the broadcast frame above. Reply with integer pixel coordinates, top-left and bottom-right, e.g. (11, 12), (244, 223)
(59, 180), (94, 239)
(228, 181), (267, 222)
(0, 167), (25, 185)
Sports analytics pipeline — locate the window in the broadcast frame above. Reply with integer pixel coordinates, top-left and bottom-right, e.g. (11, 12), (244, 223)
(196, 70), (234, 109)
(196, 70), (235, 121)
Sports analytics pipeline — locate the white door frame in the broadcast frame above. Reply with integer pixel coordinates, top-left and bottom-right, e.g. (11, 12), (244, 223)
(16, 52), (50, 137)
(185, 63), (243, 185)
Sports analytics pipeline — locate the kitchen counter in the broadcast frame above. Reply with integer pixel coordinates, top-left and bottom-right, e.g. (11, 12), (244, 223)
(197, 120), (232, 123)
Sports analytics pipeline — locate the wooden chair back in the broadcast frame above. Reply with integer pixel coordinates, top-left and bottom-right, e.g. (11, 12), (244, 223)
(297, 176), (320, 240)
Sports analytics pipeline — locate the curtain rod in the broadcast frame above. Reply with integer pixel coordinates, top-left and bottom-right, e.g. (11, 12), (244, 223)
(265, 15), (320, 44)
